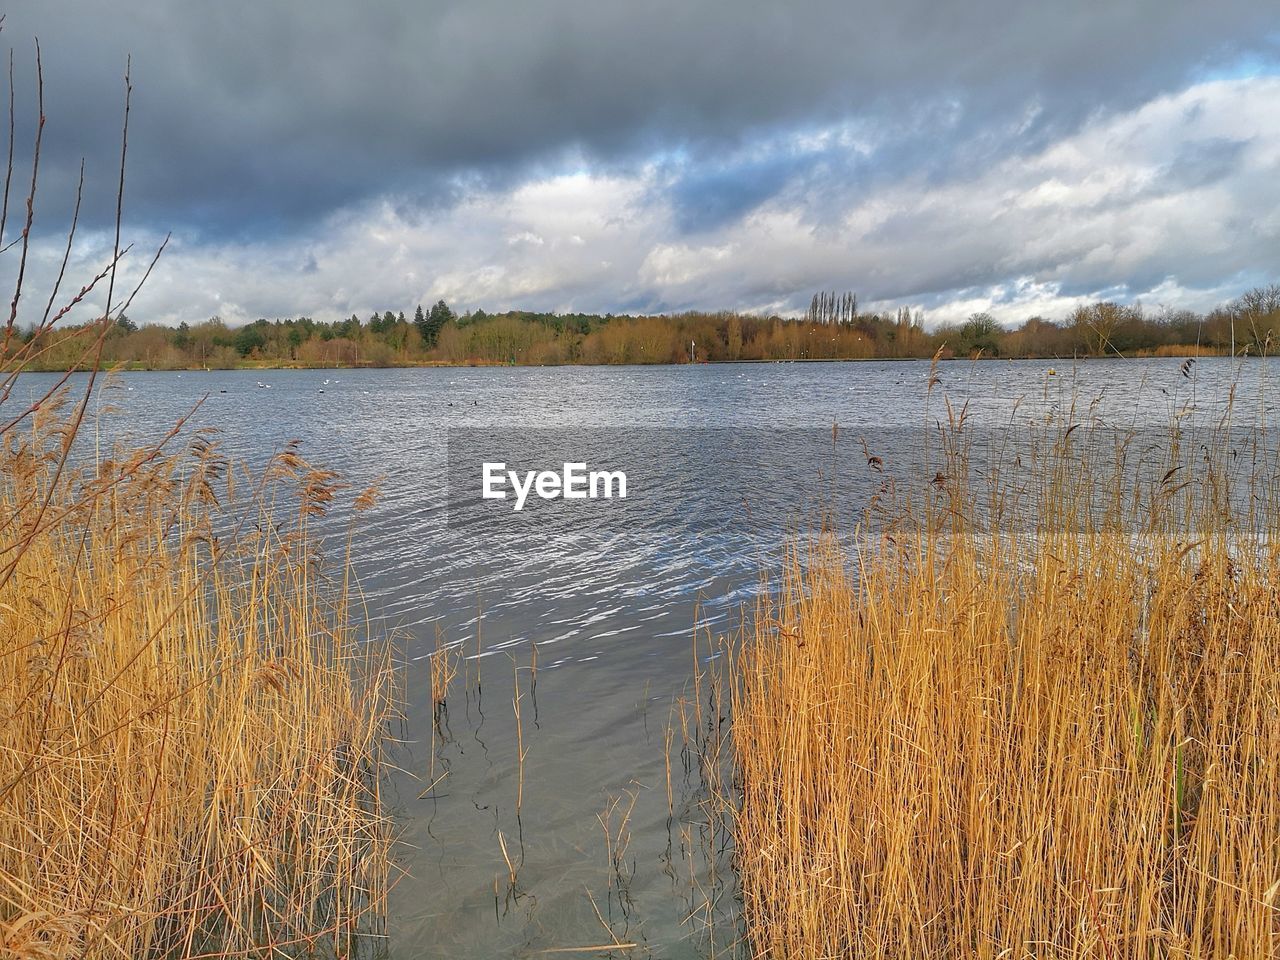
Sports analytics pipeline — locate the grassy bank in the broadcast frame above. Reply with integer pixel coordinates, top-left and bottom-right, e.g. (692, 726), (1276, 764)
(730, 393), (1280, 957)
(0, 396), (396, 958)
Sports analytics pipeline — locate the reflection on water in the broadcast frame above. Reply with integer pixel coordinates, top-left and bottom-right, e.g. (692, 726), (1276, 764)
(25, 357), (1278, 957)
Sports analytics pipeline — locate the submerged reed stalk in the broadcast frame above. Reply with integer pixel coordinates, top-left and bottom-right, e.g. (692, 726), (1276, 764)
(730, 407), (1280, 959)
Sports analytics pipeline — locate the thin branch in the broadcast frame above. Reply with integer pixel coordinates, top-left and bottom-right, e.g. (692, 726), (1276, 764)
(0, 251), (129, 419)
(0, 46), (14, 251)
(4, 39), (43, 347)
(39, 158), (84, 328)
(112, 231), (169, 321)
(104, 54), (130, 322)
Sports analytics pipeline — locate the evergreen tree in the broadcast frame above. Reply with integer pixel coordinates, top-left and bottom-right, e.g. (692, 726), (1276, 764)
(234, 323), (266, 357)
(424, 299), (454, 347)
(413, 304), (429, 343)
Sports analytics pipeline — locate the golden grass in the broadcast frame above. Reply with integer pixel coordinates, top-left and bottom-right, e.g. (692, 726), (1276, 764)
(730, 410), (1280, 958)
(0, 398), (395, 959)
(429, 625), (458, 709)
(1143, 344), (1226, 358)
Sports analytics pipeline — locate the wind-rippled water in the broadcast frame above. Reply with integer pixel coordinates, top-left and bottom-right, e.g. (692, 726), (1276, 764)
(22, 357), (1279, 958)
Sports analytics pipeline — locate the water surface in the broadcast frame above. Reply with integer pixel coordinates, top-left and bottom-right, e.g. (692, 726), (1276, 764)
(29, 357), (1274, 958)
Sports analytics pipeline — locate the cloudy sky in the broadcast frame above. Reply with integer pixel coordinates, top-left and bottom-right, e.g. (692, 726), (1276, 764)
(3, 2), (1279, 328)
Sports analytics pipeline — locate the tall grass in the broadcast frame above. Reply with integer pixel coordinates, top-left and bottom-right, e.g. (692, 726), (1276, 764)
(0, 401), (396, 958)
(0, 36), (395, 957)
(730, 389), (1280, 958)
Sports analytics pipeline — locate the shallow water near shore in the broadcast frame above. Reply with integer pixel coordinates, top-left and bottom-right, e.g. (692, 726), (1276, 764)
(25, 356), (1279, 958)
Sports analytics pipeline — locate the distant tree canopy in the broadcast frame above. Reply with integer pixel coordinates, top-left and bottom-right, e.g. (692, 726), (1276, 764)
(807, 291), (858, 326)
(14, 286), (1279, 371)
(957, 312), (1001, 356)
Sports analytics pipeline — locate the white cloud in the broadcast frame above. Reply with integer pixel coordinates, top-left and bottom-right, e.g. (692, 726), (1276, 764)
(22, 75), (1280, 331)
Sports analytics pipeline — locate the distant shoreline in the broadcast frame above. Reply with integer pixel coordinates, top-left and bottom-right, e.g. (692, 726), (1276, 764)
(23, 352), (1240, 374)
(36, 293), (1260, 370)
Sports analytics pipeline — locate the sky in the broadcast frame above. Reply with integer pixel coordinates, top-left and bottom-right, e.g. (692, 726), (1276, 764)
(3, 2), (1279, 329)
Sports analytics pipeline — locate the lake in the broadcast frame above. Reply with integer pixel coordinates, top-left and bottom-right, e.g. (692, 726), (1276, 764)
(25, 357), (1274, 958)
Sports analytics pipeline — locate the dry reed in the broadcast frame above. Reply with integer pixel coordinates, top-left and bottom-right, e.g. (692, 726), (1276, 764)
(730, 396), (1280, 958)
(0, 37), (395, 955)
(429, 625), (458, 709)
(0, 405), (396, 958)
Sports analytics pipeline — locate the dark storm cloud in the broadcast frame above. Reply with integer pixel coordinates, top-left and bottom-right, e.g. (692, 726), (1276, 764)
(3, 1), (1277, 236)
(1161, 137), (1252, 189)
(668, 152), (814, 233)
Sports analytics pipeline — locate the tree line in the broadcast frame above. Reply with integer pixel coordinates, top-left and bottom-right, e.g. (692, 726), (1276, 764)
(14, 286), (1280, 370)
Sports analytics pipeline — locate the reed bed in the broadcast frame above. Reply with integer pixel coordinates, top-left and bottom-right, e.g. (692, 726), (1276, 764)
(730, 406), (1280, 958)
(0, 401), (396, 959)
(0, 38), (396, 959)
